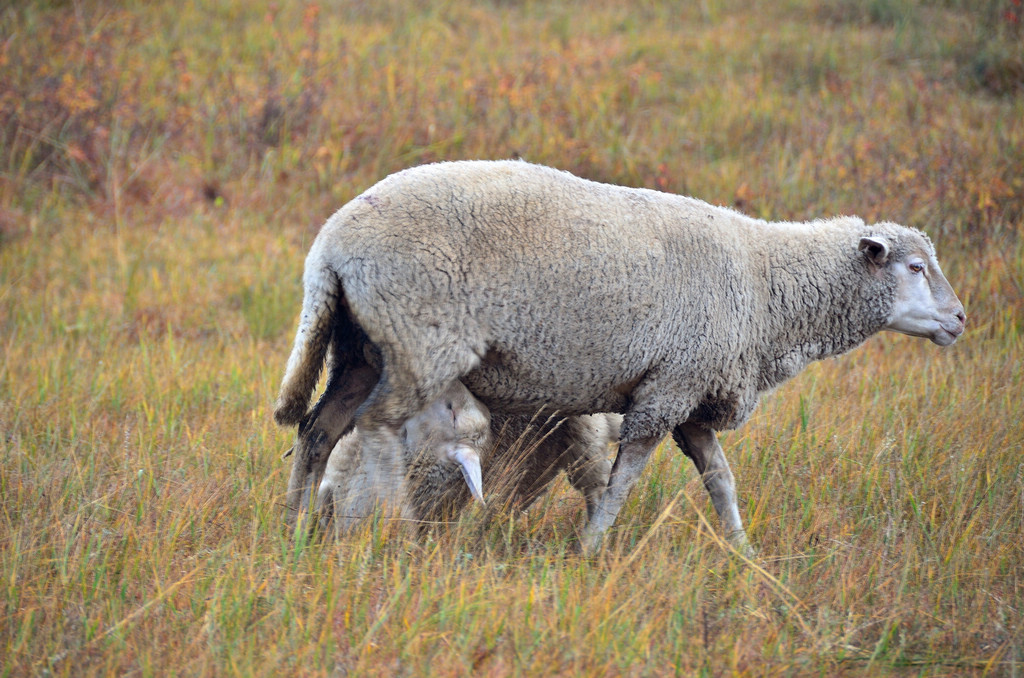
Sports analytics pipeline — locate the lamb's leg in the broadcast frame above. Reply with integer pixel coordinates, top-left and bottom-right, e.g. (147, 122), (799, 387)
(580, 434), (662, 553)
(286, 364), (378, 529)
(564, 416), (616, 522)
(569, 456), (613, 523)
(672, 422), (753, 557)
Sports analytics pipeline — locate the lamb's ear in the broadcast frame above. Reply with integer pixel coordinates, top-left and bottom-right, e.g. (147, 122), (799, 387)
(859, 236), (891, 266)
(448, 445), (485, 505)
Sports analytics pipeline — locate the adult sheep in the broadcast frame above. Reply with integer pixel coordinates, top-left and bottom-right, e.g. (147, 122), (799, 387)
(315, 379), (617, 536)
(275, 160), (965, 554)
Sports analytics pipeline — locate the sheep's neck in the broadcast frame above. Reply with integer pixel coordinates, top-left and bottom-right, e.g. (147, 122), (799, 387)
(754, 241), (892, 391)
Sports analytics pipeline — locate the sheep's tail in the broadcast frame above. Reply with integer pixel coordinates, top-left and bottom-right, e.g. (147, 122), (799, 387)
(274, 256), (344, 426)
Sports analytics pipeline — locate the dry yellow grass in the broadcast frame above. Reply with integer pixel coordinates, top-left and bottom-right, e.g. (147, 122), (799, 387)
(1, 0), (1021, 675)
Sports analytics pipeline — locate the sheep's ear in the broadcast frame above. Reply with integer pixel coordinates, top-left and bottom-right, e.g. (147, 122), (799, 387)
(859, 236), (891, 266)
(448, 445), (485, 505)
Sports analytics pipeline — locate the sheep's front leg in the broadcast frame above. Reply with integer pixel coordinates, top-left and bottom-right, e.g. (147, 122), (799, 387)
(580, 435), (662, 553)
(672, 422), (753, 557)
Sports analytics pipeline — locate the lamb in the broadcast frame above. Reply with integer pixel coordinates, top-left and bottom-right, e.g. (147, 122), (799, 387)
(284, 350), (617, 535)
(275, 160), (966, 554)
(315, 378), (617, 535)
(314, 380), (490, 533)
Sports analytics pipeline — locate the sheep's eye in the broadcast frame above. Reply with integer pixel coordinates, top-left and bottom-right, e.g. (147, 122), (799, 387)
(909, 262), (925, 274)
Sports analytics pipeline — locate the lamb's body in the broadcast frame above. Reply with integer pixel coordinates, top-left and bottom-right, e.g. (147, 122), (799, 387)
(317, 400), (617, 534)
(277, 160), (965, 552)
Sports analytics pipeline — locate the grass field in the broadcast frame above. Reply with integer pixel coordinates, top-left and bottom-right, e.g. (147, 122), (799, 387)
(1, 0), (1022, 674)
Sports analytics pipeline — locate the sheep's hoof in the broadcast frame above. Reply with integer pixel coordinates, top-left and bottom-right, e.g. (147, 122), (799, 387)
(579, 530), (605, 556)
(727, 530), (756, 560)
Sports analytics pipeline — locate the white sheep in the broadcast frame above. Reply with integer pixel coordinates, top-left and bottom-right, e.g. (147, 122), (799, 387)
(315, 380), (617, 536)
(275, 160), (966, 554)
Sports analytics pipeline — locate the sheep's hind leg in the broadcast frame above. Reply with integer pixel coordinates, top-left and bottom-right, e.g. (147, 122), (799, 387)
(580, 434), (662, 554)
(672, 422), (754, 558)
(286, 365), (378, 530)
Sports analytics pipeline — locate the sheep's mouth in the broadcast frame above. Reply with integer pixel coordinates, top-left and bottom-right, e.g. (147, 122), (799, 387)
(933, 321), (964, 346)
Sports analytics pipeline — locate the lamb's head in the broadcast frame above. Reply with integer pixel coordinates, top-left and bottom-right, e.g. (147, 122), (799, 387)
(400, 381), (492, 505)
(859, 225), (966, 346)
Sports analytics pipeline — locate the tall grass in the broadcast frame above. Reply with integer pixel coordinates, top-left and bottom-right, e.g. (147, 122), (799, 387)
(1, 0), (1021, 674)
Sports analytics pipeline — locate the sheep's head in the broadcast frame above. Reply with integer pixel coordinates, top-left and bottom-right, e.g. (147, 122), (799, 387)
(860, 227), (966, 346)
(401, 382), (491, 505)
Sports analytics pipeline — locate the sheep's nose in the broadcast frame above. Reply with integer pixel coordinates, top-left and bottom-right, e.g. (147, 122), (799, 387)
(951, 308), (967, 336)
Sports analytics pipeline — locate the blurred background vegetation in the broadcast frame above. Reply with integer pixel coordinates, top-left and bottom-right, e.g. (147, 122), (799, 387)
(1, 0), (1021, 675)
